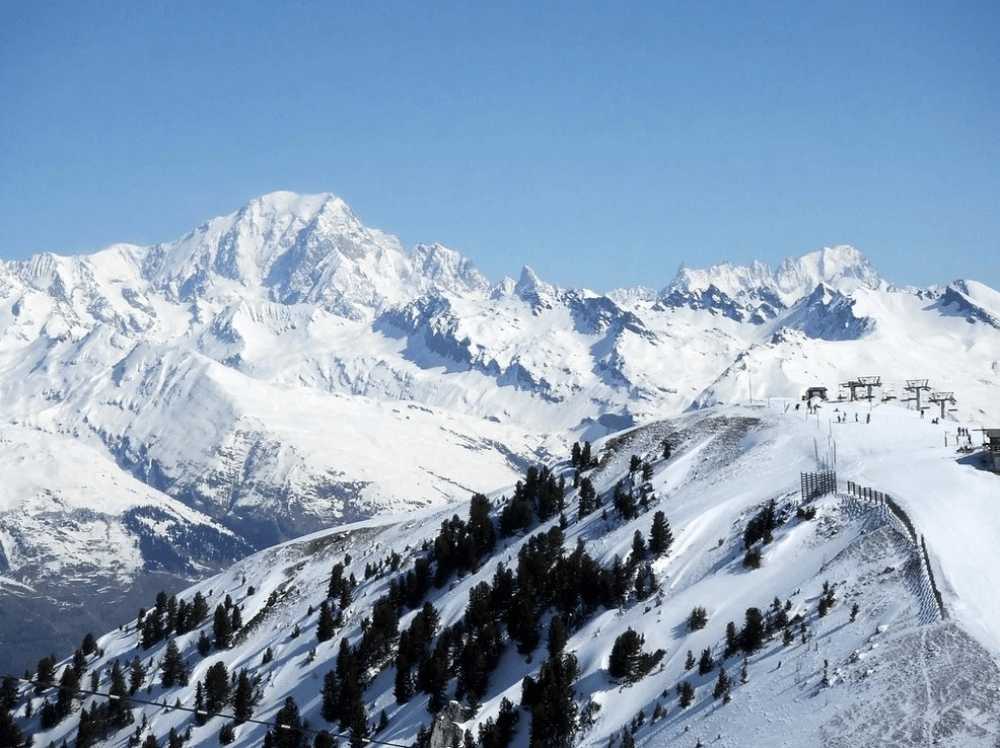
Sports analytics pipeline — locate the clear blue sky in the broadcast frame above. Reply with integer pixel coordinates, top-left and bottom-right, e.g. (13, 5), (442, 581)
(2, 1), (997, 292)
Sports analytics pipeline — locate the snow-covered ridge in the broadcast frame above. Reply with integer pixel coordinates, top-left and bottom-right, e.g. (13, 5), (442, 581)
(662, 245), (887, 316)
(16, 402), (1000, 748)
(0, 190), (998, 678)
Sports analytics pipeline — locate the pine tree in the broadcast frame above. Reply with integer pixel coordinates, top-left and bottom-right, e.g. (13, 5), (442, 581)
(129, 656), (145, 695)
(522, 650), (579, 748)
(109, 659), (134, 728)
(190, 591), (209, 626)
(231, 604), (243, 630)
(648, 511), (673, 556)
(197, 630), (212, 658)
(724, 621), (739, 658)
(219, 722), (236, 745)
(72, 647), (87, 678)
(213, 604), (233, 650)
(677, 681), (694, 708)
(684, 650), (695, 670)
(55, 665), (80, 720)
(35, 653), (57, 694)
(547, 614), (568, 659)
(161, 639), (188, 688)
(740, 607), (766, 653)
(81, 632), (98, 656)
(713, 666), (732, 700)
(321, 669), (341, 723)
(578, 477), (598, 519)
(468, 492), (497, 556)
(688, 606), (708, 631)
(630, 530), (647, 565)
(317, 601), (336, 643)
(608, 628), (644, 683)
(230, 669), (253, 724)
(203, 661), (230, 715)
(313, 732), (336, 748)
(268, 696), (304, 748)
(698, 648), (714, 676)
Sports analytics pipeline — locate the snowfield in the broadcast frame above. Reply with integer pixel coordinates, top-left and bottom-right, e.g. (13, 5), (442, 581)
(18, 399), (1000, 748)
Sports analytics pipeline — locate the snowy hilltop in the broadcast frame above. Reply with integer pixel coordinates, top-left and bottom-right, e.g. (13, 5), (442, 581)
(9, 400), (1000, 748)
(0, 191), (998, 675)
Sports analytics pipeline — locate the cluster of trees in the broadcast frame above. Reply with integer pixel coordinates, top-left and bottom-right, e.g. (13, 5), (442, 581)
(522, 616), (579, 748)
(12, 451), (690, 748)
(570, 441), (597, 469)
(499, 467), (566, 536)
(192, 661), (257, 727)
(743, 499), (781, 568)
(139, 590), (210, 650)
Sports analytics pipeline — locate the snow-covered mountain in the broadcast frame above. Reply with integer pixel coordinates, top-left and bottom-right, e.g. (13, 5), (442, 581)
(1, 190), (998, 675)
(11, 400), (1000, 748)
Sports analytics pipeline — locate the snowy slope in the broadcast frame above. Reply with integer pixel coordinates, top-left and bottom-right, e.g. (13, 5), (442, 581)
(14, 400), (1000, 748)
(1, 190), (998, 680)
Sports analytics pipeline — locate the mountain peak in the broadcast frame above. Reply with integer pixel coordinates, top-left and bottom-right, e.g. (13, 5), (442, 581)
(246, 190), (346, 218)
(410, 243), (491, 297)
(774, 245), (885, 298)
(513, 265), (561, 308)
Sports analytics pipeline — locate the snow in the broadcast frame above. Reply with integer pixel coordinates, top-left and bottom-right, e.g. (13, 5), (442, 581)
(3, 190), (1000, 745)
(21, 398), (1000, 748)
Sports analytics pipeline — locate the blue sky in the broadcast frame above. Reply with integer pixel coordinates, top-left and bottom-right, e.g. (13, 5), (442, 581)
(2, 1), (997, 292)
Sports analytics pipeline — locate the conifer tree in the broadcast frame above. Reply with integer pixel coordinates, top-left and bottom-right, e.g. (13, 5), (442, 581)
(230, 605), (242, 632)
(740, 607), (766, 653)
(108, 659), (134, 728)
(55, 665), (80, 720)
(321, 669), (341, 723)
(213, 604), (233, 650)
(522, 650), (579, 748)
(268, 696), (304, 748)
(648, 511), (673, 556)
(608, 628), (644, 683)
(317, 601), (336, 642)
(197, 630), (212, 658)
(468, 493), (497, 556)
(203, 661), (230, 715)
(129, 656), (145, 695)
(72, 647), (87, 678)
(81, 632), (98, 656)
(233, 669), (254, 724)
(0, 707), (24, 748)
(713, 666), (732, 700)
(191, 591), (209, 626)
(35, 653), (57, 694)
(698, 648), (714, 675)
(577, 477), (598, 519)
(677, 681), (694, 708)
(161, 639), (188, 688)
(630, 530), (647, 565)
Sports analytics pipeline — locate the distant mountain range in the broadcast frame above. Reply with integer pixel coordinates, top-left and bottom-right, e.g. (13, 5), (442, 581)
(1, 191), (998, 673)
